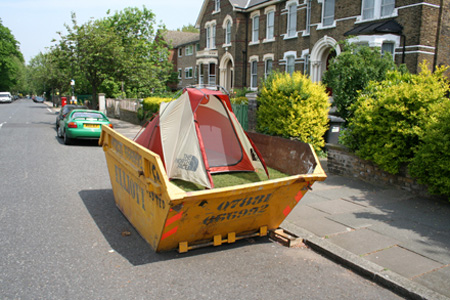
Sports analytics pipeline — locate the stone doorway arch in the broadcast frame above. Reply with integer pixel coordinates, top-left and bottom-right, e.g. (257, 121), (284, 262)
(219, 52), (234, 92)
(310, 36), (341, 82)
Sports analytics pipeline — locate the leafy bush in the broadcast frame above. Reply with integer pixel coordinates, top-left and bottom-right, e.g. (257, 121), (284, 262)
(409, 100), (450, 200)
(344, 62), (449, 174)
(257, 71), (330, 151)
(137, 96), (172, 121)
(322, 43), (396, 121)
(231, 96), (248, 105)
(232, 87), (251, 98)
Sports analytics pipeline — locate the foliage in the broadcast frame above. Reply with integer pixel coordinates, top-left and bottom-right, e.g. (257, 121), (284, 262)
(58, 13), (124, 107)
(177, 24), (199, 33)
(0, 18), (25, 92)
(344, 62), (449, 174)
(230, 96), (248, 105)
(33, 7), (173, 105)
(104, 7), (172, 97)
(138, 96), (172, 121)
(257, 71), (330, 151)
(232, 87), (251, 98)
(409, 100), (450, 200)
(322, 42), (397, 121)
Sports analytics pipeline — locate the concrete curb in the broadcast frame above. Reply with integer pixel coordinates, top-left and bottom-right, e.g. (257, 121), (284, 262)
(282, 222), (448, 300)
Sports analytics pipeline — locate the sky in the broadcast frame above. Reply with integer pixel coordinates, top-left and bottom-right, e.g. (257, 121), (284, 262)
(0, 0), (204, 63)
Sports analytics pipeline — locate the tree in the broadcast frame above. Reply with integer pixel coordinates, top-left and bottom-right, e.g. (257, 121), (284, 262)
(0, 18), (25, 92)
(104, 6), (172, 97)
(322, 42), (396, 121)
(177, 24), (199, 33)
(58, 13), (124, 107)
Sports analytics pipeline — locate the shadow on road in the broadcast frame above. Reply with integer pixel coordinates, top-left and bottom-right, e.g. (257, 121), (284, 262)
(79, 189), (270, 265)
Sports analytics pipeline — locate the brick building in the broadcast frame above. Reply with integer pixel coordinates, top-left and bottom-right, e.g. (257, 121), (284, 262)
(161, 31), (200, 90)
(192, 0), (450, 92)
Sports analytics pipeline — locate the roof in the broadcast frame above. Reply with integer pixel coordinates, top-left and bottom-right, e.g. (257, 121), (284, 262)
(229, 0), (270, 9)
(344, 19), (403, 36)
(196, 0), (274, 27)
(162, 31), (200, 48)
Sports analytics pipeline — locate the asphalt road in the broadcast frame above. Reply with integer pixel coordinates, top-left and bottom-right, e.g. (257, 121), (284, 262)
(0, 99), (403, 300)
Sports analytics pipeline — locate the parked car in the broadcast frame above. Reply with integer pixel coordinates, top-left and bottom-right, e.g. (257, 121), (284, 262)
(57, 109), (113, 145)
(0, 92), (12, 103)
(55, 105), (88, 131)
(33, 96), (44, 103)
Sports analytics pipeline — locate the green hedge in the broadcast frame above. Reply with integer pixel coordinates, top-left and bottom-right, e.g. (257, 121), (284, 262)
(137, 96), (172, 121)
(409, 100), (450, 200)
(343, 62), (449, 176)
(256, 71), (330, 152)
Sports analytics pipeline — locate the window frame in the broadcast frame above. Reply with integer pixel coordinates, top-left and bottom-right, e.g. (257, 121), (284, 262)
(252, 14), (260, 43)
(286, 55), (295, 75)
(185, 45), (193, 56)
(225, 20), (231, 45)
(266, 10), (275, 41)
(286, 2), (297, 38)
(208, 63), (216, 85)
(185, 67), (193, 79)
(265, 58), (273, 78)
(361, 0), (396, 21)
(250, 60), (258, 89)
(322, 0), (335, 27)
(205, 21), (217, 50)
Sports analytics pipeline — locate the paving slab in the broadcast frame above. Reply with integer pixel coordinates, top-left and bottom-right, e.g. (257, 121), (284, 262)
(286, 204), (330, 220)
(283, 213), (351, 237)
(413, 266), (450, 298)
(366, 220), (450, 265)
(365, 246), (444, 278)
(328, 212), (377, 229)
(307, 198), (368, 214)
(328, 228), (398, 255)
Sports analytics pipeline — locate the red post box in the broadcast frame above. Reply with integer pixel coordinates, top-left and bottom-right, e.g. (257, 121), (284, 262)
(61, 97), (67, 107)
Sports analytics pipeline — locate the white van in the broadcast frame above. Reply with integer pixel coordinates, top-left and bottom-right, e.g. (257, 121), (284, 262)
(0, 92), (12, 103)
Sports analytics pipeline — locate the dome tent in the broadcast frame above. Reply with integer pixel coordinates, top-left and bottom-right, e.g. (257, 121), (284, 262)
(135, 86), (269, 189)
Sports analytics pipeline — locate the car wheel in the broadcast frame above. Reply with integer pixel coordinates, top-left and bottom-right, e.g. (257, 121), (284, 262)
(63, 132), (72, 145)
(57, 126), (63, 138)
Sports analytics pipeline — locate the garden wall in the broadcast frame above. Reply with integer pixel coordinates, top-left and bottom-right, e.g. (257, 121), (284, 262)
(326, 143), (430, 195)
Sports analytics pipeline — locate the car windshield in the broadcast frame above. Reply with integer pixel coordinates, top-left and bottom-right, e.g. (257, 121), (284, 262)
(0, 95), (8, 98)
(72, 112), (105, 120)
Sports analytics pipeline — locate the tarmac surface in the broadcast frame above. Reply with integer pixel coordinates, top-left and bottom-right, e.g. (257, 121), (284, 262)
(49, 102), (450, 299)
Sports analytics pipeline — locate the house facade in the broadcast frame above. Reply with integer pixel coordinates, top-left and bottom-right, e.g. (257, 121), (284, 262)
(193, 0), (450, 92)
(161, 31), (200, 90)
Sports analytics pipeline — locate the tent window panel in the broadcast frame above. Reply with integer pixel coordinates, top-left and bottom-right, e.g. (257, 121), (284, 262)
(197, 105), (243, 167)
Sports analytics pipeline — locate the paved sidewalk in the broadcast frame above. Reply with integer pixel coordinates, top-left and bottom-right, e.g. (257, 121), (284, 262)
(282, 160), (450, 300)
(47, 101), (450, 299)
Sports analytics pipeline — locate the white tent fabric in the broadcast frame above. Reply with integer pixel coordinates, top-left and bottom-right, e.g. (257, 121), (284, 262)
(159, 93), (211, 188)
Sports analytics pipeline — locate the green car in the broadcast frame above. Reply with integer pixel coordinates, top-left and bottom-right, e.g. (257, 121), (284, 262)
(57, 109), (113, 145)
